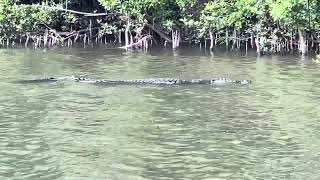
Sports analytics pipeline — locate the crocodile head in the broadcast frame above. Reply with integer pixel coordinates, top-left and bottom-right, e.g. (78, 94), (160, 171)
(239, 80), (252, 84)
(210, 78), (252, 84)
(210, 78), (233, 84)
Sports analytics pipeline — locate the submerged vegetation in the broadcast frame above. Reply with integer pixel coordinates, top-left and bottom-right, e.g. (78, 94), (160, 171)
(1, 0), (320, 54)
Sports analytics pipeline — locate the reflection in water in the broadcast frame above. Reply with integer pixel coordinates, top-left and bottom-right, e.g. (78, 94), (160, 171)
(0, 48), (320, 179)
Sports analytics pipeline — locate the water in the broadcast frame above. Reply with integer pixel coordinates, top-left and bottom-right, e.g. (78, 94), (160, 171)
(0, 47), (320, 180)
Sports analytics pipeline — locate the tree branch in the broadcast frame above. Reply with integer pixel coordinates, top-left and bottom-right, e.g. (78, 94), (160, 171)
(119, 35), (152, 49)
(145, 23), (172, 43)
(19, 4), (118, 17)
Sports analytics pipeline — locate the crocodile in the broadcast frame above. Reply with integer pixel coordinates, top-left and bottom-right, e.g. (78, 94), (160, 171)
(17, 76), (252, 85)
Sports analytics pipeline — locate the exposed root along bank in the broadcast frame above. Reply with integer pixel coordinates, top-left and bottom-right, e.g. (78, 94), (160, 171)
(3, 26), (320, 56)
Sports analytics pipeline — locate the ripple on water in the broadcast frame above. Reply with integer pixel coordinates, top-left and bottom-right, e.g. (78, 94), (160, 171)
(1, 49), (320, 179)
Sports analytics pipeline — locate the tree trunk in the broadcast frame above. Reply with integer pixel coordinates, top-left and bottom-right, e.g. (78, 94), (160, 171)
(25, 33), (30, 47)
(89, 19), (92, 39)
(236, 30), (240, 49)
(245, 40), (248, 53)
(298, 28), (307, 55)
(232, 29), (236, 50)
(255, 37), (261, 55)
(6, 38), (9, 48)
(44, 29), (48, 47)
(290, 31), (293, 51)
(215, 33), (218, 45)
(118, 31), (122, 44)
(130, 32), (133, 46)
(125, 22), (130, 50)
(209, 31), (214, 50)
(145, 23), (172, 43)
(172, 30), (176, 50)
(176, 31), (180, 48)
(204, 39), (207, 49)
(84, 34), (87, 46)
(251, 34), (254, 48)
(225, 28), (229, 49)
(172, 30), (180, 50)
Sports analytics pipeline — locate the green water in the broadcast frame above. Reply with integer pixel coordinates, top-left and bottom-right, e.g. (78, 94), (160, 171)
(0, 48), (320, 180)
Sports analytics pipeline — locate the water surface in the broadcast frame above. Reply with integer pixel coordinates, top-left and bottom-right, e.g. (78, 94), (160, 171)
(0, 48), (320, 180)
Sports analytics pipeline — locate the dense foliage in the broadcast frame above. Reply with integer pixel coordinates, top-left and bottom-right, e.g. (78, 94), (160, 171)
(1, 0), (320, 54)
(0, 0), (59, 37)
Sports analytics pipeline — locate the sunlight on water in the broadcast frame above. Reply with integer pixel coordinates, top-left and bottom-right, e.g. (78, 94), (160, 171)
(0, 48), (320, 179)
